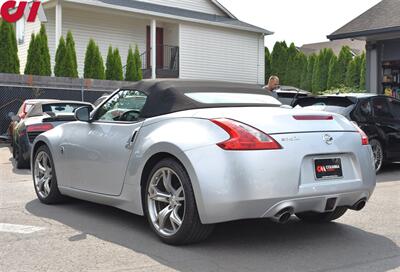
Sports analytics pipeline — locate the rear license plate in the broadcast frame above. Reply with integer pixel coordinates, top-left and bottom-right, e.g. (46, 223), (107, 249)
(314, 158), (343, 180)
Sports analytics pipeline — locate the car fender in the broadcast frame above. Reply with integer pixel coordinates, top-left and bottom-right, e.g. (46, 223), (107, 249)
(30, 126), (63, 169)
(123, 117), (228, 221)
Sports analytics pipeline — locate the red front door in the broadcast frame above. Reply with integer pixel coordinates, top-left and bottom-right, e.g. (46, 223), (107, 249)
(146, 26), (164, 69)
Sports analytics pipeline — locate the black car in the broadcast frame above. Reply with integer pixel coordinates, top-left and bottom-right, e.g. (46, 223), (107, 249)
(11, 100), (93, 169)
(294, 94), (400, 172)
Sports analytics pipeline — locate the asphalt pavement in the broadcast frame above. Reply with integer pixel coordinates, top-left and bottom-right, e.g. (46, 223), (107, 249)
(0, 144), (399, 272)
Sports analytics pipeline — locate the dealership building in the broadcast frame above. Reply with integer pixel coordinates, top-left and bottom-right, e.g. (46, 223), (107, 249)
(328, 0), (400, 98)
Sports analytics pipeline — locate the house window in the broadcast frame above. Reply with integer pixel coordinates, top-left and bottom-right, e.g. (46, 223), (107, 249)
(16, 18), (25, 44)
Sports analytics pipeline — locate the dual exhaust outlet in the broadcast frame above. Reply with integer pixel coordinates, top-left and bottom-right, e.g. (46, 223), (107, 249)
(271, 198), (367, 224)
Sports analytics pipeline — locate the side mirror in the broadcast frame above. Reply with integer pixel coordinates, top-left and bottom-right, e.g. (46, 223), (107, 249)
(74, 106), (91, 122)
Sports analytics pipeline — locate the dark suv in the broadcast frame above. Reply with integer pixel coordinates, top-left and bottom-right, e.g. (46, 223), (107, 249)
(294, 94), (400, 172)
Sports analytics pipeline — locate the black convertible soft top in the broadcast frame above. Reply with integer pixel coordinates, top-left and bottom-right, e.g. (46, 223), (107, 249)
(124, 80), (278, 118)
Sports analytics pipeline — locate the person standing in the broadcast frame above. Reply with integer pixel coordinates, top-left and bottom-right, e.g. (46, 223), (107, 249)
(264, 75), (280, 98)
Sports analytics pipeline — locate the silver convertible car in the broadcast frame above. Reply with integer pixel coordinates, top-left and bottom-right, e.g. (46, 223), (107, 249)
(31, 80), (376, 245)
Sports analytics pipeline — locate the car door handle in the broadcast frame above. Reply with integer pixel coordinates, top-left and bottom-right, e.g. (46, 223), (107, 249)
(125, 129), (139, 149)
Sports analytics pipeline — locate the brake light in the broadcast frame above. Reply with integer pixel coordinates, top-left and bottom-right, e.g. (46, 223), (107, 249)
(293, 115), (333, 120)
(211, 118), (282, 150)
(356, 126), (369, 145)
(26, 124), (54, 133)
(351, 122), (368, 145)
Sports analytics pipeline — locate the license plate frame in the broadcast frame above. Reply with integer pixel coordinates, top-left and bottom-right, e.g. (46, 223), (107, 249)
(314, 158), (343, 180)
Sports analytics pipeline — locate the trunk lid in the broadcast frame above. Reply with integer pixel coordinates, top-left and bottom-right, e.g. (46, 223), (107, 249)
(193, 107), (357, 134)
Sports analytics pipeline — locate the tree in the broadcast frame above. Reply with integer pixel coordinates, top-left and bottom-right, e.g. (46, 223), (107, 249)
(24, 33), (37, 75)
(284, 44), (297, 86)
(299, 55), (309, 89)
(312, 48), (334, 93)
(38, 24), (51, 76)
(337, 46), (353, 85)
(0, 20), (20, 74)
(106, 46), (123, 81)
(133, 45), (143, 81)
(327, 55), (340, 89)
(295, 52), (307, 88)
(105, 46), (114, 80)
(84, 39), (105, 79)
(65, 31), (78, 78)
(301, 54), (316, 92)
(271, 41), (288, 83)
(359, 52), (367, 90)
(125, 46), (135, 81)
(113, 48), (123, 81)
(346, 54), (363, 89)
(265, 47), (272, 84)
(284, 43), (298, 85)
(54, 36), (67, 77)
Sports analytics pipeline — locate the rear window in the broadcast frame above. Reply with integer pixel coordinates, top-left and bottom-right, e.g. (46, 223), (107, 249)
(42, 103), (88, 114)
(184, 92), (281, 105)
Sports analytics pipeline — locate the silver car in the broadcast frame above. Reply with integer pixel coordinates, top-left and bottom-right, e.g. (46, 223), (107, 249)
(31, 80), (376, 245)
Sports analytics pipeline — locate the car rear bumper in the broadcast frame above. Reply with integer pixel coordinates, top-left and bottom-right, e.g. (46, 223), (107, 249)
(184, 132), (376, 224)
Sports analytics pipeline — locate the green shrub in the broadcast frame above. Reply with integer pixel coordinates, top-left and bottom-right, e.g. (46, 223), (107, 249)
(0, 20), (20, 74)
(54, 37), (66, 77)
(84, 39), (105, 79)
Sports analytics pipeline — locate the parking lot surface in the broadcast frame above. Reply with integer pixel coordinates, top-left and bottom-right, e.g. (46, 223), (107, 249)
(0, 144), (399, 272)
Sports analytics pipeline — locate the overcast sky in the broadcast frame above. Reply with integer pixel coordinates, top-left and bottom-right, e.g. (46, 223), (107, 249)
(217, 0), (381, 49)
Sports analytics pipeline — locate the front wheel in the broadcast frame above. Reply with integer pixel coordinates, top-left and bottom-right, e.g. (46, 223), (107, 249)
(144, 158), (214, 245)
(32, 145), (64, 204)
(296, 207), (348, 223)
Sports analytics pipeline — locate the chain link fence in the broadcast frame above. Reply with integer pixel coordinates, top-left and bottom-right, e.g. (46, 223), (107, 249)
(0, 85), (109, 137)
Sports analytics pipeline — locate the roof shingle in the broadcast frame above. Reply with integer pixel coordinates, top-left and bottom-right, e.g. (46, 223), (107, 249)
(328, 0), (400, 40)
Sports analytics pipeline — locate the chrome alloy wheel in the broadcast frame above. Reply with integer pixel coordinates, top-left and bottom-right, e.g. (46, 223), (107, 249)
(147, 167), (185, 237)
(34, 151), (53, 198)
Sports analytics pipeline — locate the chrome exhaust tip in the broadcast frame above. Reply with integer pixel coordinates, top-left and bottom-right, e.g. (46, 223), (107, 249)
(350, 199), (367, 211)
(272, 208), (294, 224)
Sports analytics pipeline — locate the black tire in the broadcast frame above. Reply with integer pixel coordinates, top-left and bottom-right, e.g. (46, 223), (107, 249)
(144, 158), (214, 245)
(296, 207), (348, 223)
(14, 142), (29, 169)
(32, 145), (64, 204)
(370, 139), (384, 173)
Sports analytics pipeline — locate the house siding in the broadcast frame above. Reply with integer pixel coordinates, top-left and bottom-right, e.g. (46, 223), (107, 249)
(136, 0), (225, 16)
(179, 23), (265, 84)
(18, 19), (41, 74)
(47, 7), (148, 77)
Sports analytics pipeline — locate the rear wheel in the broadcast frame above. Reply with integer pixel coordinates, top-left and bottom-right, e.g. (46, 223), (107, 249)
(370, 139), (384, 172)
(296, 207), (348, 223)
(32, 145), (64, 204)
(144, 158), (214, 245)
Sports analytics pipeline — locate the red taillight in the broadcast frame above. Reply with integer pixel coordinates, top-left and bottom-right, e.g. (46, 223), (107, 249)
(351, 122), (368, 145)
(357, 126), (369, 145)
(27, 124), (54, 133)
(211, 118), (282, 150)
(293, 115), (333, 120)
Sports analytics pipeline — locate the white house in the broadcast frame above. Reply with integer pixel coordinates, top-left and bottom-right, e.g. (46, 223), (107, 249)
(15, 0), (272, 84)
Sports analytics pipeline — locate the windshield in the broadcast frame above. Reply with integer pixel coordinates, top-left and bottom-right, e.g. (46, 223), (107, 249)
(185, 92), (281, 106)
(42, 103), (89, 114)
(96, 90), (148, 122)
